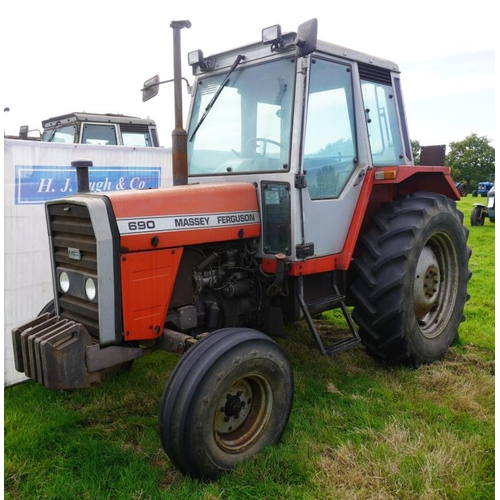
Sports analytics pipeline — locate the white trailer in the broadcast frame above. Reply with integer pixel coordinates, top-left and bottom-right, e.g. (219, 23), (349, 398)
(4, 139), (172, 386)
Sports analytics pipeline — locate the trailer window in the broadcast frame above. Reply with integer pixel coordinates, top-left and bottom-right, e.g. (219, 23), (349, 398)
(303, 59), (357, 199)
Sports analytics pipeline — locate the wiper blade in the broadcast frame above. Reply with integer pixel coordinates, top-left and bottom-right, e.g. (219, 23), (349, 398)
(189, 54), (245, 142)
(46, 121), (61, 142)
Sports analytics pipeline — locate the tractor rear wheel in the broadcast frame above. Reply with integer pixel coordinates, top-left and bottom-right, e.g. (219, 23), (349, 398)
(351, 192), (471, 367)
(158, 328), (294, 478)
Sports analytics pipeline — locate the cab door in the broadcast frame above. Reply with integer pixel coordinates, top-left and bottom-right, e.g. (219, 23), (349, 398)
(298, 57), (366, 257)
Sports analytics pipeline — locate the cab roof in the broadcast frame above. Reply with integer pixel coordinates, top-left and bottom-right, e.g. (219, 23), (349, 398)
(189, 35), (399, 77)
(42, 112), (156, 129)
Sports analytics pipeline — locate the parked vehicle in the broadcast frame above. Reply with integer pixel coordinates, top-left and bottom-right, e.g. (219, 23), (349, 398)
(11, 18), (471, 479)
(41, 112), (160, 147)
(455, 181), (468, 197)
(6, 112), (160, 146)
(474, 181), (494, 197)
(471, 184), (495, 225)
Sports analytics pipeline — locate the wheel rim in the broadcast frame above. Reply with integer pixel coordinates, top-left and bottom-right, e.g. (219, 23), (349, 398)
(214, 375), (273, 453)
(413, 233), (459, 339)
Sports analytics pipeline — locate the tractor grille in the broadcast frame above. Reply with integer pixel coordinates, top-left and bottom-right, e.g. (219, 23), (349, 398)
(47, 203), (99, 337)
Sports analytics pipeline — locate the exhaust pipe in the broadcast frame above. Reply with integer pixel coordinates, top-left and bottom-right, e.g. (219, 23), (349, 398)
(72, 159), (93, 193)
(170, 20), (191, 186)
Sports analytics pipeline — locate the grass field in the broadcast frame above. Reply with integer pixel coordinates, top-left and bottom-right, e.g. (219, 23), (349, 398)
(4, 195), (495, 500)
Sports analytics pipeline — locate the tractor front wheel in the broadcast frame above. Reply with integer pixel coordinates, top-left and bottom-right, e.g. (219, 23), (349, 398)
(470, 206), (486, 226)
(351, 192), (471, 367)
(158, 328), (294, 478)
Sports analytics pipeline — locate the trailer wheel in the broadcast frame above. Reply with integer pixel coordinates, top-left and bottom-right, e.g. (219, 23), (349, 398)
(158, 328), (294, 478)
(470, 206), (486, 226)
(351, 192), (471, 367)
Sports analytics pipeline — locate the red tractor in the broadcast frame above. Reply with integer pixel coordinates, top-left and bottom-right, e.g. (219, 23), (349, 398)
(12, 19), (471, 478)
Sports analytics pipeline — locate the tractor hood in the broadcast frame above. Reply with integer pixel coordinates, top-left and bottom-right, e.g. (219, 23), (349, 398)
(106, 182), (261, 252)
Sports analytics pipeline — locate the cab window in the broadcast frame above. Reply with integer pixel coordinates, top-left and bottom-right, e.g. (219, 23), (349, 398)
(187, 58), (295, 175)
(360, 65), (404, 166)
(81, 124), (118, 145)
(122, 131), (152, 147)
(303, 59), (357, 200)
(42, 124), (76, 143)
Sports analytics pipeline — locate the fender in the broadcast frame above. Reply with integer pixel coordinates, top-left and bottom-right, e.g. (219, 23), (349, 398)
(367, 165), (460, 211)
(262, 165), (459, 275)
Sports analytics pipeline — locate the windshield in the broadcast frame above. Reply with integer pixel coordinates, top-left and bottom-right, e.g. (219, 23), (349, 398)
(42, 124), (76, 143)
(188, 58), (295, 176)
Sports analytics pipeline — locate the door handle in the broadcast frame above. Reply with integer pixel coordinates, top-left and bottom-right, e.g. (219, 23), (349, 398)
(353, 168), (367, 187)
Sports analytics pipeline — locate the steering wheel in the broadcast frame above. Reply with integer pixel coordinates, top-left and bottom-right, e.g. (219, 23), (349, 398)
(246, 137), (284, 157)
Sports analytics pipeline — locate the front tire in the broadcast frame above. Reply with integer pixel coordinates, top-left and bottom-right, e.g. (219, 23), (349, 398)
(38, 300), (55, 316)
(470, 206), (485, 226)
(351, 192), (471, 367)
(158, 328), (294, 478)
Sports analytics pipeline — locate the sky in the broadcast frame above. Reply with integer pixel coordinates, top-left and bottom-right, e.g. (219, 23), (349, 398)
(2, 0), (496, 150)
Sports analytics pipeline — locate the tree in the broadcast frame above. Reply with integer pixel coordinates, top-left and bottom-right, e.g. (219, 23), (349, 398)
(317, 139), (354, 158)
(446, 133), (495, 188)
(411, 139), (421, 165)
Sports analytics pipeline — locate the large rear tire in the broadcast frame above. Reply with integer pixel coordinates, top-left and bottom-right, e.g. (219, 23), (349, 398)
(351, 192), (471, 367)
(158, 328), (294, 478)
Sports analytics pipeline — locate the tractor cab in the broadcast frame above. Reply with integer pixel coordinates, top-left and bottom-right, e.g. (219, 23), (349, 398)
(13, 18), (470, 480)
(41, 112), (160, 147)
(183, 19), (413, 262)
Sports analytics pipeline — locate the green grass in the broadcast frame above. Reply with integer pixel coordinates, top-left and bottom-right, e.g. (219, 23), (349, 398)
(4, 195), (494, 500)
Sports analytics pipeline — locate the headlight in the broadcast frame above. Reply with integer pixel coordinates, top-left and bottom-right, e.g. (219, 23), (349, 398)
(85, 278), (97, 301)
(59, 271), (70, 292)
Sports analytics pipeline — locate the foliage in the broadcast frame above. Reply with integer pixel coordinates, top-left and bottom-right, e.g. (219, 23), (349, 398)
(317, 138), (354, 158)
(446, 133), (495, 188)
(411, 139), (421, 165)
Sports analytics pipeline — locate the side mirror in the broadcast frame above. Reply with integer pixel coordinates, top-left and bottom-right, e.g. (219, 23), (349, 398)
(295, 18), (318, 58)
(142, 75), (160, 102)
